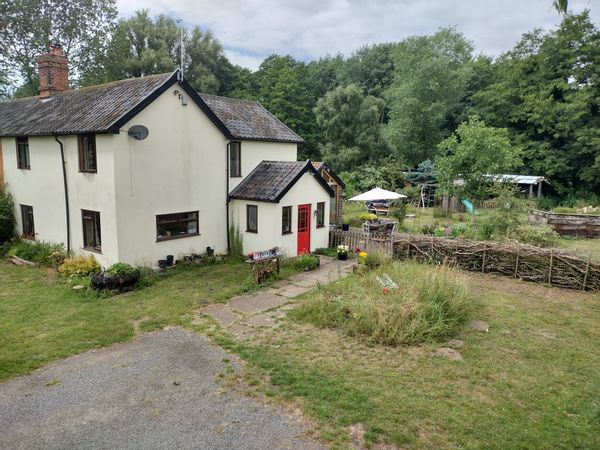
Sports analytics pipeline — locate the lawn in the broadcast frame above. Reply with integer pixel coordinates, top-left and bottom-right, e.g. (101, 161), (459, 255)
(217, 262), (600, 449)
(0, 259), (297, 381)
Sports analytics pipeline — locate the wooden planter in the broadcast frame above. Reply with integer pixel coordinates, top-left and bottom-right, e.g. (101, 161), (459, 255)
(529, 210), (600, 237)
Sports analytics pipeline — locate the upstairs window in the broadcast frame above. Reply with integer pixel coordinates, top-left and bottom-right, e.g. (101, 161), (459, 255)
(82, 209), (102, 252)
(230, 141), (241, 177)
(246, 205), (258, 233)
(316, 202), (325, 228)
(78, 134), (97, 173)
(156, 211), (199, 241)
(16, 137), (30, 169)
(282, 206), (292, 234)
(20, 205), (35, 239)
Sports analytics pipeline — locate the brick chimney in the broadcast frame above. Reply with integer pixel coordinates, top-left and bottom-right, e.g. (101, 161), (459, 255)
(36, 43), (69, 98)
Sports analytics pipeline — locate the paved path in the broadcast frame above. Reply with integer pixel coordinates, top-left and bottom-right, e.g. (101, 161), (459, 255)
(196, 256), (354, 339)
(0, 329), (323, 450)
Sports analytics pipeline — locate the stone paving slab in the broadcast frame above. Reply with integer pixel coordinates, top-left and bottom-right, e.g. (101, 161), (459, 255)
(199, 304), (240, 326)
(229, 293), (289, 314)
(278, 285), (312, 299)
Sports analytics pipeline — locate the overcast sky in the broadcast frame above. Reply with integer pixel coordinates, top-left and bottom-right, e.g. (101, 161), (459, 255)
(116, 0), (597, 71)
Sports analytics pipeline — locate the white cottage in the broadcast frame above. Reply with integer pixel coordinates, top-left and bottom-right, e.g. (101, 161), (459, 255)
(0, 45), (332, 266)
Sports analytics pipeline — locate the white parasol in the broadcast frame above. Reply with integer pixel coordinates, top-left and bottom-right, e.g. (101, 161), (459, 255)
(348, 187), (407, 201)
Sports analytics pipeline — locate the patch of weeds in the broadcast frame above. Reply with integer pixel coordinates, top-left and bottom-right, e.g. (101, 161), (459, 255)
(139, 319), (168, 332)
(45, 378), (61, 387)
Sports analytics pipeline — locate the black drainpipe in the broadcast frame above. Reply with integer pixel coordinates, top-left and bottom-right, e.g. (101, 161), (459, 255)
(226, 141), (230, 253)
(54, 135), (71, 253)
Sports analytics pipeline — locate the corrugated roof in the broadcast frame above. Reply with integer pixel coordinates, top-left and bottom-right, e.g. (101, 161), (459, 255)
(200, 94), (303, 143)
(229, 160), (334, 203)
(486, 174), (546, 185)
(0, 72), (176, 136)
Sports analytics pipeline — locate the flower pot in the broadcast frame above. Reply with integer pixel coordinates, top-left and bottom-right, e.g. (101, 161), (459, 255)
(158, 259), (168, 269)
(342, 224), (350, 231)
(338, 253), (348, 261)
(165, 255), (174, 266)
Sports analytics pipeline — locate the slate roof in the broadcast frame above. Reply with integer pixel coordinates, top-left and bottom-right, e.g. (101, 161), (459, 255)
(0, 71), (304, 143)
(0, 72), (176, 136)
(229, 160), (334, 203)
(200, 94), (303, 143)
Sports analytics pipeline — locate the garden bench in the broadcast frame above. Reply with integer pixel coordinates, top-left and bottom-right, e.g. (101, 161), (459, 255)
(246, 248), (282, 284)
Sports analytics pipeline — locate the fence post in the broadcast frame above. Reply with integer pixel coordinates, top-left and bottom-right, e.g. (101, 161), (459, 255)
(406, 234), (411, 260)
(582, 252), (591, 291)
(482, 243), (487, 274)
(514, 254), (519, 278)
(548, 249), (553, 286)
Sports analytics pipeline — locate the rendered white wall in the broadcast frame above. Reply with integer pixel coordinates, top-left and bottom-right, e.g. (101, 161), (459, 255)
(229, 140), (297, 189)
(1, 135), (118, 267)
(230, 171), (330, 257)
(112, 87), (229, 266)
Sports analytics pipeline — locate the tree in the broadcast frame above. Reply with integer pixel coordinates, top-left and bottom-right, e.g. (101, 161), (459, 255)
(0, 0), (117, 95)
(339, 43), (397, 98)
(384, 28), (474, 166)
(255, 55), (319, 159)
(315, 84), (387, 171)
(435, 116), (522, 201)
(471, 11), (600, 196)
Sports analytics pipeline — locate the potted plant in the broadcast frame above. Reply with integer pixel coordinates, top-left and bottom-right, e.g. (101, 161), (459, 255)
(342, 219), (350, 231)
(336, 244), (349, 261)
(359, 212), (378, 223)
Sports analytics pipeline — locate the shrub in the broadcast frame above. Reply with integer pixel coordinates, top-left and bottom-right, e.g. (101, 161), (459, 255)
(511, 225), (559, 247)
(421, 223), (438, 235)
(292, 262), (471, 346)
(388, 201), (406, 226)
(293, 254), (320, 271)
(314, 247), (337, 258)
(7, 240), (68, 267)
(0, 189), (15, 243)
(58, 256), (101, 277)
(363, 252), (385, 269)
(358, 213), (378, 221)
(106, 262), (137, 277)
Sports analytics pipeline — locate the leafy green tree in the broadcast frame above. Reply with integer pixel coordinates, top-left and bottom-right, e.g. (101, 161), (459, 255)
(435, 116), (522, 200)
(339, 43), (397, 98)
(315, 84), (387, 171)
(472, 12), (600, 196)
(255, 55), (319, 159)
(0, 0), (117, 95)
(385, 28), (474, 166)
(339, 158), (405, 195)
(0, 189), (15, 243)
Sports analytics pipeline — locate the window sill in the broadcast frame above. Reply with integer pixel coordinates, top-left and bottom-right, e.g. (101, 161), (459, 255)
(316, 225), (325, 229)
(18, 167), (31, 170)
(230, 175), (242, 178)
(79, 170), (97, 174)
(83, 247), (102, 254)
(282, 231), (293, 235)
(156, 232), (200, 242)
(246, 230), (258, 234)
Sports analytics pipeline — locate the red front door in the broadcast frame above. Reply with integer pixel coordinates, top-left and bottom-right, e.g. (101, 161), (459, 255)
(297, 204), (311, 255)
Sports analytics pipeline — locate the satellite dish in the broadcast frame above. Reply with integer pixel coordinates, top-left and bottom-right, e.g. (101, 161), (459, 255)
(128, 125), (149, 140)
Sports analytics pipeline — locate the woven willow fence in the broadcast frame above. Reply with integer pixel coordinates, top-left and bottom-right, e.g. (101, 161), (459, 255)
(329, 229), (600, 291)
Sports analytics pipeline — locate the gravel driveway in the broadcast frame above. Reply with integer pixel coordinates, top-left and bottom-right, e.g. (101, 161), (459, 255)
(0, 328), (322, 450)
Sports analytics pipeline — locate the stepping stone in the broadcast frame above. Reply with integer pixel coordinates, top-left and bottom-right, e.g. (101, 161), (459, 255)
(246, 314), (279, 328)
(228, 323), (253, 339)
(436, 347), (463, 361)
(447, 339), (465, 348)
(229, 293), (288, 314)
(469, 320), (489, 332)
(277, 284), (312, 299)
(72, 285), (85, 290)
(290, 277), (319, 288)
(201, 304), (240, 327)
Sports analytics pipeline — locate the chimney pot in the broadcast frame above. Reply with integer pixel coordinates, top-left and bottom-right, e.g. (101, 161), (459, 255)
(36, 43), (69, 98)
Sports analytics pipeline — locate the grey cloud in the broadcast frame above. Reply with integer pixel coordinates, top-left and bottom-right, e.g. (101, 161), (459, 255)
(117, 0), (598, 69)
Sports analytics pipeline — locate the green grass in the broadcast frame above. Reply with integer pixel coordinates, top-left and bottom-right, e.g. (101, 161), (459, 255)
(222, 263), (600, 448)
(0, 259), (299, 381)
(558, 237), (600, 262)
(292, 262), (471, 346)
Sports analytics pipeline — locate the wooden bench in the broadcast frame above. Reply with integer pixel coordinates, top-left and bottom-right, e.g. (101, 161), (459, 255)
(246, 248), (282, 284)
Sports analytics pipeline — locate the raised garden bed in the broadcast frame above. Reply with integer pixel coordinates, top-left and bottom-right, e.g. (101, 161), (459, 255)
(529, 210), (600, 236)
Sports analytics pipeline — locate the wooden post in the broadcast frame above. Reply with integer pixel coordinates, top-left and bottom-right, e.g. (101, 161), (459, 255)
(514, 254), (519, 278)
(582, 252), (591, 291)
(481, 243), (487, 274)
(406, 234), (411, 260)
(548, 249), (553, 286)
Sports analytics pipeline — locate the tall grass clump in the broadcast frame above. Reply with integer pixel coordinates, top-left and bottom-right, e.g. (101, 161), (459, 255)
(228, 224), (244, 261)
(292, 262), (471, 346)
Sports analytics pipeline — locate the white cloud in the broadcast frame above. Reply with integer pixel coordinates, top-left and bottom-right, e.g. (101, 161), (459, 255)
(116, 0), (598, 70)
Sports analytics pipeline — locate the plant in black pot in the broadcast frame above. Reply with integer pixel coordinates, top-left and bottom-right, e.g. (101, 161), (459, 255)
(342, 218), (350, 231)
(91, 262), (140, 293)
(165, 255), (174, 266)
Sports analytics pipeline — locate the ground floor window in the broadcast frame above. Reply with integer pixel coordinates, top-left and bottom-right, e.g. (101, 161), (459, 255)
(247, 205), (258, 233)
(20, 205), (34, 239)
(282, 206), (292, 234)
(82, 209), (101, 252)
(316, 202), (325, 228)
(156, 211), (199, 241)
